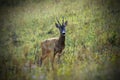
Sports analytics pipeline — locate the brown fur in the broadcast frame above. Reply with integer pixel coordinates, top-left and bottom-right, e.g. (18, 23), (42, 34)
(39, 34), (65, 69)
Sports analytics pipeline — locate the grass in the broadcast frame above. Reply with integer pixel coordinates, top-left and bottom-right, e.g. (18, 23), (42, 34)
(0, 0), (120, 80)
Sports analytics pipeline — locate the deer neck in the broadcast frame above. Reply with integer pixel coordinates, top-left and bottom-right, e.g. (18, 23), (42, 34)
(58, 34), (65, 46)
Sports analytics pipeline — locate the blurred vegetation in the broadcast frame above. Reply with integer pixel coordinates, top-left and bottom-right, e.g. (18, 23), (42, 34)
(0, 0), (120, 80)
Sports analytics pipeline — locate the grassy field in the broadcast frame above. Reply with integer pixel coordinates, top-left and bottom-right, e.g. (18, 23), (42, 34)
(0, 0), (120, 80)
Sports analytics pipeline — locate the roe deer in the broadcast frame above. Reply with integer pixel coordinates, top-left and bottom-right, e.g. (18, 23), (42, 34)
(38, 18), (68, 69)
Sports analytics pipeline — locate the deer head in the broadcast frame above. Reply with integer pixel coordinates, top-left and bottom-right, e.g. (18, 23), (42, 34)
(55, 18), (68, 36)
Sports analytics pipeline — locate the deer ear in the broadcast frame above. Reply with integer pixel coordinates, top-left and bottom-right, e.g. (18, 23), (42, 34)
(55, 23), (60, 28)
(64, 21), (68, 26)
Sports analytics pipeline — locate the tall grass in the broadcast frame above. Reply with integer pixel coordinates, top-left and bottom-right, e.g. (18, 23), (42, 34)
(0, 0), (120, 80)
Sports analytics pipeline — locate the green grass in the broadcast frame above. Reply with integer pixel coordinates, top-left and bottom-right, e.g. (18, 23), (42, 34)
(0, 0), (120, 80)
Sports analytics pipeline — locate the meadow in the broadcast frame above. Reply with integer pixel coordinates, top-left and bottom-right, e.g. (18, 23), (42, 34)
(0, 0), (120, 80)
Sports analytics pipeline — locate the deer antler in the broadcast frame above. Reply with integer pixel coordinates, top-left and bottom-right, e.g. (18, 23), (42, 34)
(62, 17), (64, 25)
(56, 18), (61, 26)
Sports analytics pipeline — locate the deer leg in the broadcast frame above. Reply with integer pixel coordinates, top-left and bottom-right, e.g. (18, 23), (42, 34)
(57, 50), (63, 64)
(39, 57), (42, 66)
(38, 47), (47, 66)
(51, 52), (57, 70)
(39, 55), (47, 67)
(57, 54), (61, 64)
